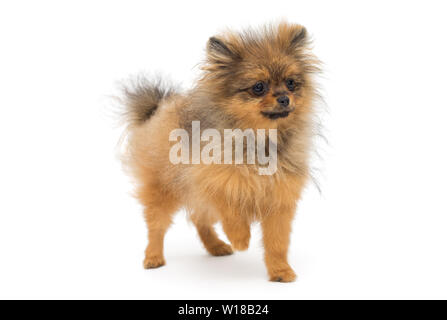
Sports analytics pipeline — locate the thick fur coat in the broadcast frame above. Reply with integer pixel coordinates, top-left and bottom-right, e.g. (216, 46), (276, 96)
(121, 22), (319, 282)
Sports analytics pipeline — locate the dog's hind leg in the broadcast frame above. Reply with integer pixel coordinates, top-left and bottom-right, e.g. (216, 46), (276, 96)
(138, 183), (179, 269)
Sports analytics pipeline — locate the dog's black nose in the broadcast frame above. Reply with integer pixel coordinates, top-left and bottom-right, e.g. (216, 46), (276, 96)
(277, 96), (289, 107)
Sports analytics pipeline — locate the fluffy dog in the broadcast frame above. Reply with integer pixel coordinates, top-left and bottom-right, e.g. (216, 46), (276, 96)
(121, 22), (320, 282)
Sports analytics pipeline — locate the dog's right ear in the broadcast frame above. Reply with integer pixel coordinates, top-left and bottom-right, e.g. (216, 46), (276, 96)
(206, 37), (239, 68)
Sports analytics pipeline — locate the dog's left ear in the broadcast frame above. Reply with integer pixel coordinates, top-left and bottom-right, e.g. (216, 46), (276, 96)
(289, 26), (307, 49)
(206, 36), (239, 69)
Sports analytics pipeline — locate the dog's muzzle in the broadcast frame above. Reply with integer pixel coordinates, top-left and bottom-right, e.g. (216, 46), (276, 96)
(261, 107), (295, 120)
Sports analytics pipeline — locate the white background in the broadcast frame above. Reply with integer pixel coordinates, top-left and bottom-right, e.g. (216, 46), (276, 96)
(1, 0), (446, 299)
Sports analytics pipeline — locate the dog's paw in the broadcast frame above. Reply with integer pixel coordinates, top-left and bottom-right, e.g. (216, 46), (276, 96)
(269, 267), (297, 283)
(143, 255), (166, 269)
(208, 243), (234, 256)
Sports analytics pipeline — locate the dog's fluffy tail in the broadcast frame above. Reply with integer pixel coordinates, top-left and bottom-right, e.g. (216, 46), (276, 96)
(121, 76), (177, 127)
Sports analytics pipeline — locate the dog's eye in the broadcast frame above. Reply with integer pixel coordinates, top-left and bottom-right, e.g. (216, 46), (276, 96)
(286, 78), (296, 91)
(252, 81), (267, 96)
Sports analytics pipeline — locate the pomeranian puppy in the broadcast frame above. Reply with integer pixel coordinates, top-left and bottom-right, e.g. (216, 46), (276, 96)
(120, 22), (319, 282)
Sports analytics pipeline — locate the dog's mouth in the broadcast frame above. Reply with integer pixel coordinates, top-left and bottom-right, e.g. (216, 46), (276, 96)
(261, 107), (295, 120)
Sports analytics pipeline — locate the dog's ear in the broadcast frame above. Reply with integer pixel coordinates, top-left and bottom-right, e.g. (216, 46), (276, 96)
(279, 23), (308, 53)
(290, 26), (307, 49)
(206, 36), (239, 68)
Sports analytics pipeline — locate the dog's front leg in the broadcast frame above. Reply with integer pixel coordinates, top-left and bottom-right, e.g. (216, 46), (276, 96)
(220, 208), (251, 251)
(261, 208), (296, 282)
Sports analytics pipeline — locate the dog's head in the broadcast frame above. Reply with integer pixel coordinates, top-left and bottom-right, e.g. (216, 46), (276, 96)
(200, 22), (319, 129)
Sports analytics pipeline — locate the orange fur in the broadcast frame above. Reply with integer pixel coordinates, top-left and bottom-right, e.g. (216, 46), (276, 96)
(120, 22), (320, 282)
